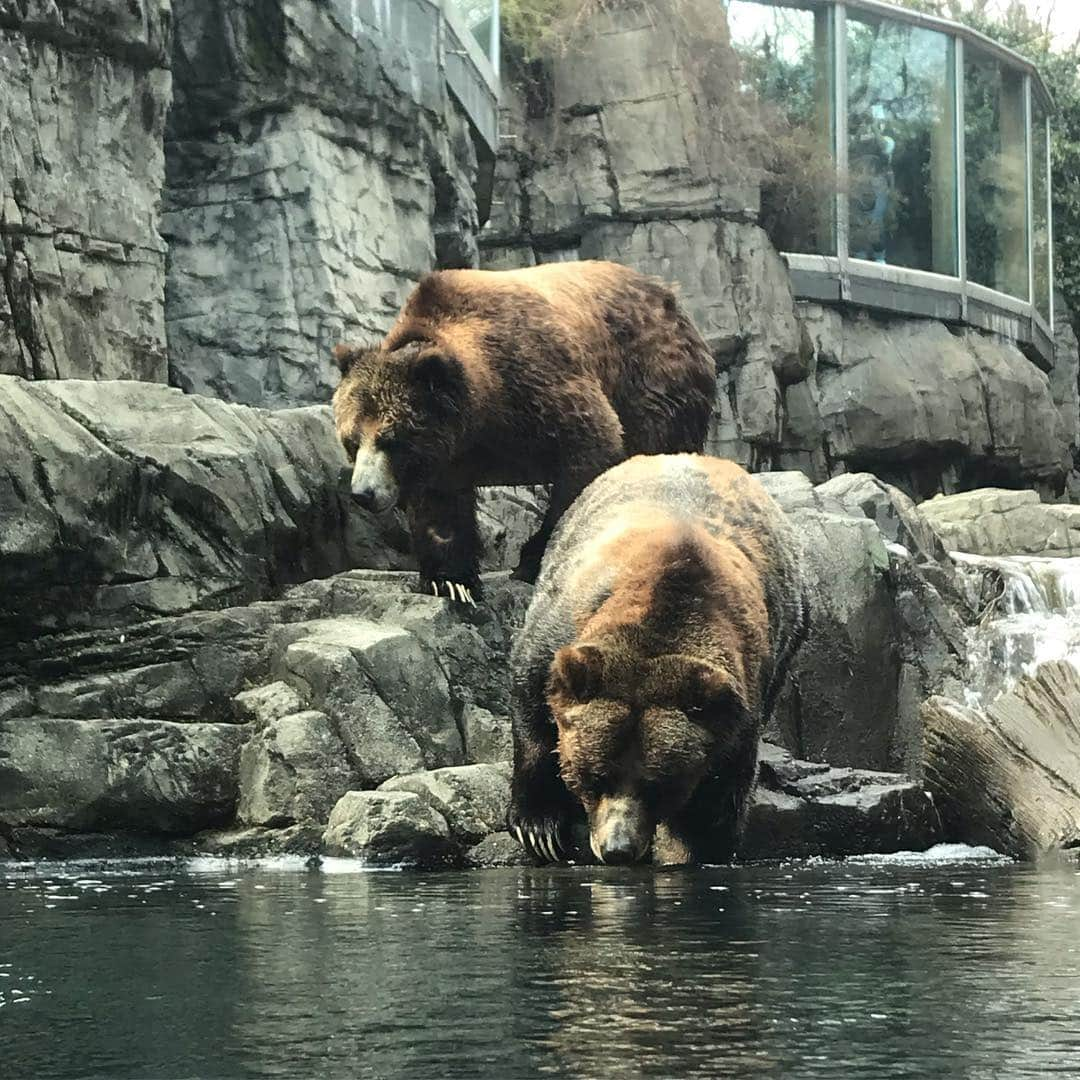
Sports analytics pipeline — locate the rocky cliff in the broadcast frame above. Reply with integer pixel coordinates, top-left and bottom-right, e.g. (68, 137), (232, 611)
(164, 0), (487, 407)
(0, 0), (171, 382)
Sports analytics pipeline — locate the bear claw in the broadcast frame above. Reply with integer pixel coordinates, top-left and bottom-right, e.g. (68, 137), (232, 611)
(425, 580), (479, 606)
(510, 819), (568, 864)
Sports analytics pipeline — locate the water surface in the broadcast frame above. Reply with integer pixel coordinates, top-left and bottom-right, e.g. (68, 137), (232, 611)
(3, 850), (1080, 1078)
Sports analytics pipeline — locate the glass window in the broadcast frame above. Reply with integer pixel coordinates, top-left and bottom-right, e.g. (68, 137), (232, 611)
(1032, 100), (1051, 321)
(452, 0), (497, 66)
(964, 51), (1029, 299)
(845, 13), (957, 274)
(727, 1), (835, 256)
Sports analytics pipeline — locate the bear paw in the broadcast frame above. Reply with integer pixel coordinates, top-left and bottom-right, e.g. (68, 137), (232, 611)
(506, 801), (576, 864)
(418, 577), (483, 606)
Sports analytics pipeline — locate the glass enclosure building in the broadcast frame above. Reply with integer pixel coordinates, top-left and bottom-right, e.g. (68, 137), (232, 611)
(727, 0), (1055, 365)
(450, 0), (502, 76)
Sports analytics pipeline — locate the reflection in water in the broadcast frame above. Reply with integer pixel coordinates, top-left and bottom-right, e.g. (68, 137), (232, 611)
(3, 856), (1080, 1078)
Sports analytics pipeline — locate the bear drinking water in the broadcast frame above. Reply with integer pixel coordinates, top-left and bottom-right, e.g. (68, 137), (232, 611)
(331, 261), (715, 602)
(507, 454), (810, 865)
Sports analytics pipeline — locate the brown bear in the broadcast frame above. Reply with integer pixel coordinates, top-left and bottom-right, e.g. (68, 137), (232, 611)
(507, 453), (809, 865)
(331, 260), (715, 601)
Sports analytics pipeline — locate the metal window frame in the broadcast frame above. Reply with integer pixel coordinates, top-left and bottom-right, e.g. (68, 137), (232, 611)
(735, 0), (1055, 366)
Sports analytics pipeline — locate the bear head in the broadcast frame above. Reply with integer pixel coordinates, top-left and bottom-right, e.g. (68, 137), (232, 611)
(331, 341), (470, 513)
(546, 639), (750, 865)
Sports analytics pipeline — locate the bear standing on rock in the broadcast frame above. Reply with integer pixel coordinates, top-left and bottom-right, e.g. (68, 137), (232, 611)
(331, 261), (715, 601)
(507, 454), (810, 865)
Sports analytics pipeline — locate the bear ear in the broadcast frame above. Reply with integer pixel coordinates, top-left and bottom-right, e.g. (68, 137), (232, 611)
(412, 350), (467, 413)
(682, 662), (748, 725)
(549, 644), (606, 703)
(332, 343), (358, 374)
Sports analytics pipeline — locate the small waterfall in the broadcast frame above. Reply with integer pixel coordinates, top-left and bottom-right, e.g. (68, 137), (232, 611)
(952, 553), (1080, 705)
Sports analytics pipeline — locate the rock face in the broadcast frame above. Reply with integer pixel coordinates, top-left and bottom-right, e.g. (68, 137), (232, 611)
(921, 488), (1080, 557)
(165, 0), (491, 407)
(761, 472), (966, 772)
(484, 5), (1078, 497)
(0, 377), (409, 642)
(0, 1), (171, 383)
(0, 717), (244, 835)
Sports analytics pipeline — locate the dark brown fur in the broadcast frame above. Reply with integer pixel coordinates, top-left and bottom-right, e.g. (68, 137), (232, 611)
(508, 454), (809, 865)
(332, 261), (715, 596)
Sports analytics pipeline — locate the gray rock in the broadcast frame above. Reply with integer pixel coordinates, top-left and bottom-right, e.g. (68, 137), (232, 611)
(379, 763), (511, 844)
(165, 0), (486, 407)
(0, 378), (408, 639)
(0, 718), (244, 833)
(0, 2), (170, 383)
(238, 710), (355, 828)
(322, 790), (455, 865)
(741, 743), (943, 859)
(920, 488), (1080, 557)
(277, 617), (462, 784)
(466, 832), (531, 868)
(232, 682), (307, 728)
(461, 705), (513, 765)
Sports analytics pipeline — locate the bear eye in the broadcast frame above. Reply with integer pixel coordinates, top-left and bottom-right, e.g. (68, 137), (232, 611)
(375, 431), (404, 453)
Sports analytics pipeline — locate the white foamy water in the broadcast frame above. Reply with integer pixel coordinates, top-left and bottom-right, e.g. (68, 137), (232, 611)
(952, 553), (1080, 705)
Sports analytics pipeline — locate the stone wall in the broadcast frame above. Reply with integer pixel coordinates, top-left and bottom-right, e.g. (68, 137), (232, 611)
(164, 0), (486, 408)
(0, 0), (171, 383)
(483, 7), (1080, 500)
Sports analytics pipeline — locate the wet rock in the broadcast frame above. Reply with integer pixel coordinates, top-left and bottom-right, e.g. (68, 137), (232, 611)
(276, 617), (462, 784)
(322, 791), (455, 866)
(920, 488), (1080, 557)
(772, 508), (900, 770)
(923, 661), (1080, 859)
(741, 743), (943, 860)
(0, 718), (245, 834)
(186, 825), (324, 859)
(466, 832), (531, 869)
(237, 711), (355, 828)
(379, 764), (511, 845)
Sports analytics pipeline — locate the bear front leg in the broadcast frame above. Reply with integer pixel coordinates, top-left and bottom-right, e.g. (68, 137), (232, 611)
(512, 390), (625, 584)
(407, 485), (483, 605)
(507, 663), (583, 863)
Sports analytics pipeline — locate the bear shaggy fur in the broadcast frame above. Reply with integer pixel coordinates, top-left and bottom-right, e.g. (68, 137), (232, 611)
(331, 260), (715, 600)
(507, 454), (809, 865)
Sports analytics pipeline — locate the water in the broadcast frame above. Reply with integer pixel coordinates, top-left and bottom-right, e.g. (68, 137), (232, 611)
(4, 852), (1080, 1079)
(952, 553), (1080, 704)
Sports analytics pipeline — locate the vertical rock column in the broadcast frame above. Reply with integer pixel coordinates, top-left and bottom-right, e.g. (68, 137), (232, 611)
(0, 0), (172, 382)
(164, 0), (483, 409)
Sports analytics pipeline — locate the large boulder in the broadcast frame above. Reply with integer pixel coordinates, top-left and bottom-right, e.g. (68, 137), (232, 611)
(322, 790), (455, 865)
(379, 763), (511, 845)
(0, 378), (408, 641)
(0, 1), (172, 383)
(0, 717), (244, 833)
(274, 616), (463, 784)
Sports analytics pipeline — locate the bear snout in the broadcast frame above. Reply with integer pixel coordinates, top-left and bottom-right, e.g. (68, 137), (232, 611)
(590, 795), (653, 865)
(350, 446), (399, 513)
